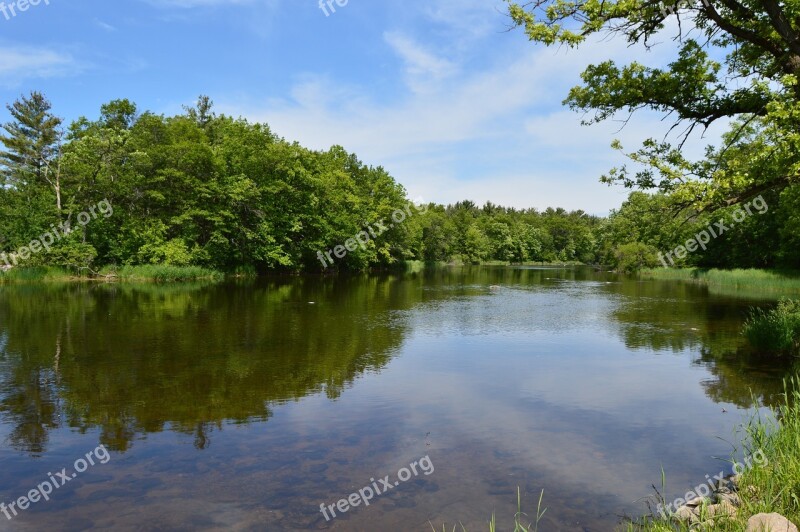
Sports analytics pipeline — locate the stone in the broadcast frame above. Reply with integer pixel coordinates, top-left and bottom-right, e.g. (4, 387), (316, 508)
(715, 492), (741, 507)
(675, 505), (700, 523)
(746, 513), (799, 532)
(685, 496), (709, 507)
(705, 500), (737, 518)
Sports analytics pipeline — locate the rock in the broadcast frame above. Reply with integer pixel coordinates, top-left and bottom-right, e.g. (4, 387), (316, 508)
(675, 505), (700, 523)
(716, 484), (735, 494)
(705, 500), (737, 518)
(747, 513), (799, 532)
(685, 496), (709, 507)
(716, 492), (741, 507)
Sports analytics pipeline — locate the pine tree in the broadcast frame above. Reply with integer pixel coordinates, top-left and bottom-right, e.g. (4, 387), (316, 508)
(0, 91), (64, 212)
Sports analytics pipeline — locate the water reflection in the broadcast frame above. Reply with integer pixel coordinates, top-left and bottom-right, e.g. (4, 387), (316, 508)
(604, 276), (791, 407)
(0, 276), (421, 454)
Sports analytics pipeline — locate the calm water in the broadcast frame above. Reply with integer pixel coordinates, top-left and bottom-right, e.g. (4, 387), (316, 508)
(0, 266), (792, 531)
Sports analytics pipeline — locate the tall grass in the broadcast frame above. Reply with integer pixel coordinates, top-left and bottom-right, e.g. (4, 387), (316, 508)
(230, 264), (258, 278)
(743, 299), (800, 356)
(432, 488), (546, 532)
(0, 266), (87, 283)
(642, 268), (800, 298)
(0, 265), (225, 283)
(626, 379), (800, 531)
(99, 265), (224, 282)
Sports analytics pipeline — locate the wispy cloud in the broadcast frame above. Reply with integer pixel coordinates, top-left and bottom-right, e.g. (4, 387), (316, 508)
(93, 18), (117, 31)
(0, 46), (79, 88)
(422, 0), (505, 39)
(384, 32), (457, 94)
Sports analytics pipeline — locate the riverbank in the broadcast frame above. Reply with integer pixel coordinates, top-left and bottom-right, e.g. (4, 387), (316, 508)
(0, 265), (225, 283)
(0, 261), (590, 285)
(641, 268), (800, 298)
(626, 379), (800, 531)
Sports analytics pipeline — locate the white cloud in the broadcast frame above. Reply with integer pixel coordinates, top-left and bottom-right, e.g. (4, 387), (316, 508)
(93, 18), (117, 32)
(384, 32), (457, 94)
(215, 13), (726, 214)
(422, 0), (506, 39)
(0, 46), (78, 87)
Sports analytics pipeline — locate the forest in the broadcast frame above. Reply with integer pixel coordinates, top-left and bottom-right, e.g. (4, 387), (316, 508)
(0, 91), (797, 275)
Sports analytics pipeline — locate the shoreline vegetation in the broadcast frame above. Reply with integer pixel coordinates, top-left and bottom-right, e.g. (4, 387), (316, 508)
(0, 261), (585, 284)
(641, 268), (800, 298)
(0, 265), (225, 283)
(4, 264), (800, 285)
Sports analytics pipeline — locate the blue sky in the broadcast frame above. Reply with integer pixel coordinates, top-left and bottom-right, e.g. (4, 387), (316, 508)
(0, 0), (728, 214)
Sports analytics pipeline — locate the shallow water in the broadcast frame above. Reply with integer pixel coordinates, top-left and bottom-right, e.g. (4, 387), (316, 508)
(0, 266), (791, 531)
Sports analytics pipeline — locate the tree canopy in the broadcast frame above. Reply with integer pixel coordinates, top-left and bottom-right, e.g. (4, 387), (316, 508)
(507, 0), (800, 212)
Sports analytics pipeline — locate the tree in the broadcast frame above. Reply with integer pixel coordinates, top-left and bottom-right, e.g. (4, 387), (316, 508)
(507, 0), (800, 212)
(184, 95), (214, 129)
(0, 91), (64, 212)
(462, 225), (491, 263)
(613, 242), (662, 273)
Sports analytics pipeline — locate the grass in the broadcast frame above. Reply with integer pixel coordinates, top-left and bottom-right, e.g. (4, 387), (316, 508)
(0, 266), (88, 283)
(230, 264), (258, 278)
(641, 268), (800, 298)
(432, 488), (547, 532)
(98, 265), (224, 282)
(743, 299), (800, 356)
(625, 379), (800, 531)
(0, 265), (225, 283)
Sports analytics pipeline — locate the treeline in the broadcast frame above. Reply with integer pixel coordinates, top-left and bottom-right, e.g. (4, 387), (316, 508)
(0, 93), (602, 273)
(599, 189), (800, 273)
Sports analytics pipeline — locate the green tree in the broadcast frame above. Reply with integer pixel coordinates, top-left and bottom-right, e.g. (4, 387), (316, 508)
(462, 225), (491, 263)
(0, 91), (64, 213)
(507, 0), (800, 212)
(613, 242), (662, 273)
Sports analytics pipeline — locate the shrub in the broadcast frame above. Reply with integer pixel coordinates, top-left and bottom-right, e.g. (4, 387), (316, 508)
(743, 299), (800, 356)
(613, 242), (662, 273)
